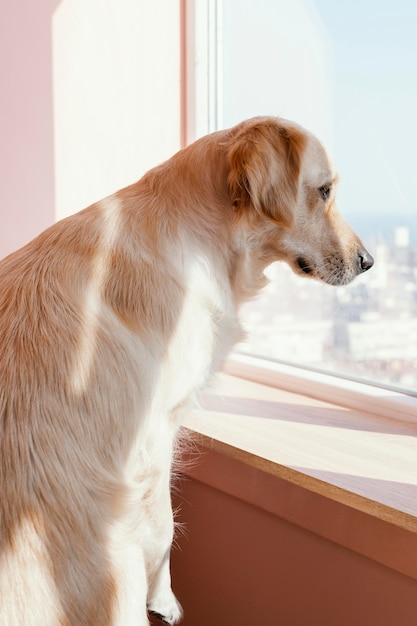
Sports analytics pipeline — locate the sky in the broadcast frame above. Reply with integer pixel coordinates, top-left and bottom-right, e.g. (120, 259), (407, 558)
(220, 0), (417, 220)
(314, 0), (417, 219)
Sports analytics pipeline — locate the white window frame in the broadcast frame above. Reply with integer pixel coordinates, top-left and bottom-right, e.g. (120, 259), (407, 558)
(185, 0), (223, 141)
(225, 353), (417, 425)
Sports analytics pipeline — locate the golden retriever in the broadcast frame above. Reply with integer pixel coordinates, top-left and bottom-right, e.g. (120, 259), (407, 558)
(0, 117), (373, 625)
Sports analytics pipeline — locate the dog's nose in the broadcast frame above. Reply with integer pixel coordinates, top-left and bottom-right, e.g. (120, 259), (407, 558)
(358, 249), (374, 272)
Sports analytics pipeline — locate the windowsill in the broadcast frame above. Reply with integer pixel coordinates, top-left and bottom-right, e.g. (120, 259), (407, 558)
(180, 358), (417, 579)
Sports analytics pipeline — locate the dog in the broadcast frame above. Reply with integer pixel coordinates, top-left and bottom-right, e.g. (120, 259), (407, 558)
(0, 116), (373, 625)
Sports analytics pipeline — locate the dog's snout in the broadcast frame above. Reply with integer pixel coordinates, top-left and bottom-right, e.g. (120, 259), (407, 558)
(358, 248), (374, 273)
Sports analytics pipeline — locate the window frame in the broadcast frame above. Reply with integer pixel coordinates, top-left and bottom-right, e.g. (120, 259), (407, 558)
(225, 352), (417, 425)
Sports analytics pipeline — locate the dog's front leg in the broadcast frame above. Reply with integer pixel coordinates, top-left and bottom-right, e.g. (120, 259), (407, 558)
(110, 532), (150, 626)
(144, 452), (183, 624)
(147, 543), (182, 625)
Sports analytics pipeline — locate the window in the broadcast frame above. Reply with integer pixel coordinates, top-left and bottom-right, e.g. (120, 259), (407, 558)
(190, 0), (417, 395)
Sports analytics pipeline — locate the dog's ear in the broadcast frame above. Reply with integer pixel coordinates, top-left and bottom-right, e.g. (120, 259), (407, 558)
(227, 119), (305, 227)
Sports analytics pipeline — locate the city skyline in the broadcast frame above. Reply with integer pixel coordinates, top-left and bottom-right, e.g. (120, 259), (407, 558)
(240, 222), (417, 393)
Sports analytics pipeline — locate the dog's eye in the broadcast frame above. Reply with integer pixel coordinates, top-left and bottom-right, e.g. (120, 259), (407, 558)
(318, 185), (331, 201)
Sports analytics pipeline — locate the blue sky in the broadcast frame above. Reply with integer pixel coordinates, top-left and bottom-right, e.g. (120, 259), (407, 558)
(314, 0), (417, 218)
(221, 0), (417, 220)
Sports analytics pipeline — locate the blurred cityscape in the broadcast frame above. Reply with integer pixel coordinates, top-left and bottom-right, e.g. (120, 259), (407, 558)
(238, 223), (417, 394)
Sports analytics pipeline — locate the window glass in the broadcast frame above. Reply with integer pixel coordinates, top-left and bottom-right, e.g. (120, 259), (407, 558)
(198, 0), (417, 393)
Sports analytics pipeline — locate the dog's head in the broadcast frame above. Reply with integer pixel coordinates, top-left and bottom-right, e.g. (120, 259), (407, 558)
(226, 117), (373, 286)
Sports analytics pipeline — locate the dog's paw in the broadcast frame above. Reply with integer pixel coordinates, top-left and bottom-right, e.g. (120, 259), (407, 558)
(148, 590), (183, 625)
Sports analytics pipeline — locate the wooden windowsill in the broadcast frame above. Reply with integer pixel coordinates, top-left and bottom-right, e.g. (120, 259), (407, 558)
(181, 371), (417, 533)
(179, 371), (417, 582)
(185, 374), (417, 532)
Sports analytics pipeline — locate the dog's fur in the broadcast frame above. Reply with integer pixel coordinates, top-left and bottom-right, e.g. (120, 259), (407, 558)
(0, 117), (372, 625)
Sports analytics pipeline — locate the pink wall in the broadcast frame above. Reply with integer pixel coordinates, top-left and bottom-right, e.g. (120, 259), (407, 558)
(171, 445), (417, 626)
(0, 0), (61, 260)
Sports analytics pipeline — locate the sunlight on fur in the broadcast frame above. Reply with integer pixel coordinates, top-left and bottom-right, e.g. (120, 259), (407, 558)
(70, 197), (122, 394)
(0, 514), (64, 626)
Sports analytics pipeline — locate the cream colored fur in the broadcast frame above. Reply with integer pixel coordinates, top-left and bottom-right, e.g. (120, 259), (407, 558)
(0, 117), (372, 625)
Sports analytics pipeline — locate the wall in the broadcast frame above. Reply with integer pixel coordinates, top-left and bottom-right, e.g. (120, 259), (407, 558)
(53, 0), (181, 219)
(171, 445), (417, 626)
(0, 0), (60, 259)
(0, 0), (182, 259)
